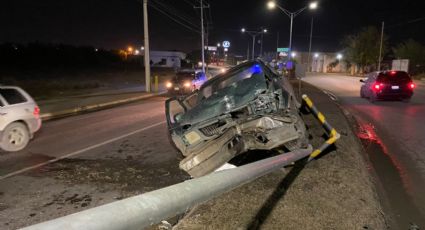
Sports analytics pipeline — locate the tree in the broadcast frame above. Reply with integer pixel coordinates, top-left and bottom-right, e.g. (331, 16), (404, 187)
(393, 39), (425, 74)
(342, 26), (387, 73)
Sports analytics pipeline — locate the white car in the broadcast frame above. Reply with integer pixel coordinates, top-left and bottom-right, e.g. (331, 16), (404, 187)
(0, 86), (41, 152)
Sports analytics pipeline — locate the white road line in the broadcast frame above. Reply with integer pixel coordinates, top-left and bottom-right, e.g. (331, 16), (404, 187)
(0, 121), (166, 181)
(322, 90), (338, 101)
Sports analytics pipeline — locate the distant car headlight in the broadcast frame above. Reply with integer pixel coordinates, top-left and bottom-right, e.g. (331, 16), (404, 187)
(220, 68), (226, 73)
(184, 81), (191, 88)
(166, 82), (173, 88)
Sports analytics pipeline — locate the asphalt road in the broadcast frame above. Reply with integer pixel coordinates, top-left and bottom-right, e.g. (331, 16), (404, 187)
(303, 73), (425, 228)
(0, 96), (187, 229)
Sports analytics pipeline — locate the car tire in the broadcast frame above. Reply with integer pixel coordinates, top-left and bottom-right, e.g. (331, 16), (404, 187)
(402, 97), (411, 103)
(0, 122), (30, 152)
(360, 89), (365, 98)
(369, 92), (377, 103)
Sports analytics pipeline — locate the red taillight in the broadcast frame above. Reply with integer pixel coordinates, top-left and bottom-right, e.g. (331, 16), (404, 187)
(409, 83), (415, 89)
(372, 83), (382, 91)
(33, 106), (40, 116)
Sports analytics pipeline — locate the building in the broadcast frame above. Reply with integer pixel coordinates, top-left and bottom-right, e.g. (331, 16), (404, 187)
(146, 51), (186, 68)
(291, 51), (348, 73)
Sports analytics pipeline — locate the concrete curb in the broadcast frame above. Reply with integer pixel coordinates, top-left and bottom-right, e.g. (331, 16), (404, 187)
(40, 92), (166, 121)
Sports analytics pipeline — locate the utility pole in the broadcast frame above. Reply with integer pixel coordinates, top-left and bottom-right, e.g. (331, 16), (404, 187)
(143, 0), (151, 92)
(195, 1), (209, 74)
(307, 17), (314, 72)
(378, 21), (384, 71)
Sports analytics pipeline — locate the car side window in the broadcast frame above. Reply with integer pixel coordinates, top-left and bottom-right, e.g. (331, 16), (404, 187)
(0, 88), (27, 105)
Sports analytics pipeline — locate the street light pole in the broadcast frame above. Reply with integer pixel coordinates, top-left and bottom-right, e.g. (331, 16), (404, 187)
(289, 13), (293, 50)
(307, 17), (314, 72)
(242, 28), (267, 60)
(268, 1), (318, 53)
(200, 0), (206, 73)
(378, 21), (384, 71)
(252, 34), (256, 60)
(143, 0), (151, 92)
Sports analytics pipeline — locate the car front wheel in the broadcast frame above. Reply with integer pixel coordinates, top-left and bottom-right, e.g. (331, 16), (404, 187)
(0, 122), (30, 152)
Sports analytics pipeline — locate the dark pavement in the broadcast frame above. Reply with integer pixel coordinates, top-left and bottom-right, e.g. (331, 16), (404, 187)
(303, 73), (425, 228)
(0, 96), (188, 229)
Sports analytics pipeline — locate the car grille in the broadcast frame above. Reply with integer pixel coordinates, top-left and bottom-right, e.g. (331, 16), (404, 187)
(200, 122), (225, 137)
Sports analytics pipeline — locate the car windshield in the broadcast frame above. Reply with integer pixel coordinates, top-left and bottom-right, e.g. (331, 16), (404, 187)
(174, 72), (195, 81)
(198, 63), (264, 100)
(377, 71), (411, 83)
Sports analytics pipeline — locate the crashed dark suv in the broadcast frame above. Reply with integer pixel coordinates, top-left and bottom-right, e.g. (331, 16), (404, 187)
(165, 61), (308, 177)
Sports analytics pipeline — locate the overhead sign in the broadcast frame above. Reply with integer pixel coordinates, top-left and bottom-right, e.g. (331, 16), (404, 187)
(277, 47), (290, 52)
(206, 46), (217, 51)
(222, 41), (231, 48)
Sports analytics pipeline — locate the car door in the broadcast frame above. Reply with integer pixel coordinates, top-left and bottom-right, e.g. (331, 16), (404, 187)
(0, 88), (30, 131)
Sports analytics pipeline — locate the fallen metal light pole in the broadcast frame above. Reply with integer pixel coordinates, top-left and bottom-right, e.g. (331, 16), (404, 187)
(21, 147), (313, 230)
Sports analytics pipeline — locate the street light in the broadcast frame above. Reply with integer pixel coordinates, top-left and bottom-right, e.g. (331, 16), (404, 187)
(267, 1), (318, 51)
(337, 53), (343, 60)
(291, 52), (297, 58)
(267, 1), (276, 9)
(309, 1), (318, 10)
(241, 28), (268, 60)
(314, 53), (319, 58)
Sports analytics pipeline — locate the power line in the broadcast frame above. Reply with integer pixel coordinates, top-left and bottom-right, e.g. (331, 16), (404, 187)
(149, 2), (200, 34)
(386, 16), (425, 29)
(155, 0), (200, 29)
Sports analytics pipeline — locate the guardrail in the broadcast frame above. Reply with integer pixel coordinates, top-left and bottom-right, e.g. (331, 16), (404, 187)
(21, 147), (312, 230)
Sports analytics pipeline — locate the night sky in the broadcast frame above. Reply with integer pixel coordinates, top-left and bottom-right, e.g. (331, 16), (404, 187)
(1, 0), (424, 55)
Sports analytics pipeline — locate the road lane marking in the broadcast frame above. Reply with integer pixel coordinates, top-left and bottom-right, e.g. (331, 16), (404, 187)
(322, 90), (338, 101)
(0, 121), (166, 181)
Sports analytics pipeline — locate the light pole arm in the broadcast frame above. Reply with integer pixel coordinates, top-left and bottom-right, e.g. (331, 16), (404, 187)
(275, 4), (292, 17)
(294, 6), (308, 17)
(275, 4), (308, 18)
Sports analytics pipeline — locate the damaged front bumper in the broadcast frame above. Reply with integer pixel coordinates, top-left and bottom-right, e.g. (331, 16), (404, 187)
(171, 114), (306, 177)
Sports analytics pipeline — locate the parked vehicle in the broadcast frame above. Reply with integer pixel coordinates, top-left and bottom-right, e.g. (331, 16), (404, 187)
(166, 69), (207, 96)
(0, 86), (41, 152)
(360, 70), (415, 102)
(165, 60), (308, 177)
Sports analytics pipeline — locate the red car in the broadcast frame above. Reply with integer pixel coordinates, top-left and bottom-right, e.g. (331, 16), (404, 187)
(360, 70), (415, 102)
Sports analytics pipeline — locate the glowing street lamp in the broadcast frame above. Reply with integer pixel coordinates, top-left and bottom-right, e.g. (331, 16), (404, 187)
(291, 52), (297, 58)
(267, 1), (276, 9)
(127, 46), (133, 53)
(263, 29), (268, 33)
(267, 1), (318, 51)
(314, 53), (319, 58)
(337, 53), (343, 60)
(241, 28), (246, 33)
(309, 1), (318, 10)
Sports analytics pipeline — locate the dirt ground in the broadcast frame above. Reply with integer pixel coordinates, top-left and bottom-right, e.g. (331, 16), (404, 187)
(173, 81), (387, 230)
